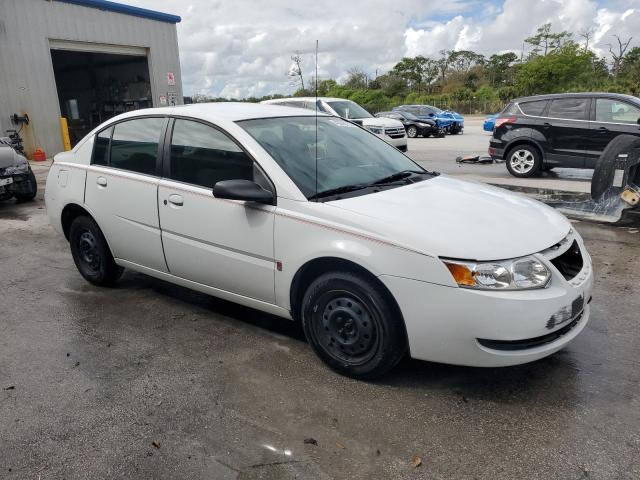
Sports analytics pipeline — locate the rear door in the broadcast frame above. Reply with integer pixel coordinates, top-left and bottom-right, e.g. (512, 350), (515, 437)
(84, 116), (168, 272)
(543, 97), (590, 168)
(158, 118), (276, 303)
(586, 98), (640, 168)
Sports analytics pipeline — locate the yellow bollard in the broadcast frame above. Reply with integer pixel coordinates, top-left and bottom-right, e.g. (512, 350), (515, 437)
(59, 117), (71, 151)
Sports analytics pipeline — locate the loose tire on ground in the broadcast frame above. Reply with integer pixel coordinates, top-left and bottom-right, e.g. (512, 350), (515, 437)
(69, 216), (123, 286)
(506, 144), (542, 178)
(301, 271), (407, 379)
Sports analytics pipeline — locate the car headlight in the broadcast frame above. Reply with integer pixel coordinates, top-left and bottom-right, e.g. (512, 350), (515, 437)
(416, 122), (429, 127)
(366, 125), (384, 135)
(442, 256), (551, 290)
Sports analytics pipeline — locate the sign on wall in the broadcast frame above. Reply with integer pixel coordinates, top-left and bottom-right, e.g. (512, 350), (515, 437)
(167, 72), (176, 86)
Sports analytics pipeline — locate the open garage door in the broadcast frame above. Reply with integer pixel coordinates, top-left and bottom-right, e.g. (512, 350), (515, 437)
(50, 44), (152, 146)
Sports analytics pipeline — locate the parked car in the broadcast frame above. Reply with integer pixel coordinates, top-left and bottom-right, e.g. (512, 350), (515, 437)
(0, 142), (37, 202)
(393, 105), (464, 134)
(375, 111), (443, 138)
(483, 114), (498, 132)
(262, 97), (407, 151)
(45, 103), (593, 379)
(489, 93), (640, 177)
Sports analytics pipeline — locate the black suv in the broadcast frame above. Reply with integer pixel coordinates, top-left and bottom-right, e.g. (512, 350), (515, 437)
(489, 93), (640, 177)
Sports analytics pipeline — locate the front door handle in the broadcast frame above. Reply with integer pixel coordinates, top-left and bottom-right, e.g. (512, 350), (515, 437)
(168, 194), (184, 206)
(96, 176), (107, 187)
(543, 122), (552, 128)
(598, 126), (609, 133)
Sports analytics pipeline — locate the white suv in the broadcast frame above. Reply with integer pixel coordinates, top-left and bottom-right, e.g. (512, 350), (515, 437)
(262, 97), (408, 151)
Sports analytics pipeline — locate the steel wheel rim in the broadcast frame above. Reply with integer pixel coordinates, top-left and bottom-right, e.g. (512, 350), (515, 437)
(311, 290), (379, 365)
(510, 149), (535, 173)
(78, 230), (101, 273)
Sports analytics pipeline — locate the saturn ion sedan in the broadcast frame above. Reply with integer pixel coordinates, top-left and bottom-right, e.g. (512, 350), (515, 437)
(45, 103), (594, 379)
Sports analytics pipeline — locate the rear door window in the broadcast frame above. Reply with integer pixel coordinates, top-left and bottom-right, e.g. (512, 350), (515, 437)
(518, 100), (548, 116)
(168, 119), (256, 189)
(547, 98), (589, 120)
(109, 118), (164, 175)
(595, 98), (640, 124)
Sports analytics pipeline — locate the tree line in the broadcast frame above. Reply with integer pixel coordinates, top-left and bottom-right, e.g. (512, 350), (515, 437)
(193, 23), (640, 114)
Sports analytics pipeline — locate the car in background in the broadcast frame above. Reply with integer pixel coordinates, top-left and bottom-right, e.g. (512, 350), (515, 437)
(0, 142), (37, 202)
(376, 111), (443, 138)
(483, 114), (498, 132)
(489, 93), (640, 177)
(393, 105), (464, 134)
(45, 102), (593, 379)
(262, 97), (408, 151)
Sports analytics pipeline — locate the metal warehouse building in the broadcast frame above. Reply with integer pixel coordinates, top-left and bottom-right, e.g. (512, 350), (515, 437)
(0, 0), (183, 157)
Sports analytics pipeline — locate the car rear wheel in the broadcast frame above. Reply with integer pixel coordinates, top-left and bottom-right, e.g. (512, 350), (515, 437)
(69, 216), (123, 286)
(506, 145), (541, 178)
(406, 126), (418, 138)
(301, 271), (407, 379)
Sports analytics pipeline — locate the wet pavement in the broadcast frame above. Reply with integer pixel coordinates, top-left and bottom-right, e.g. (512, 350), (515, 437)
(1, 168), (640, 479)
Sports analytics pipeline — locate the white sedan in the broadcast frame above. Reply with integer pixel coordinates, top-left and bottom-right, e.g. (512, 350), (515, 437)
(45, 103), (593, 379)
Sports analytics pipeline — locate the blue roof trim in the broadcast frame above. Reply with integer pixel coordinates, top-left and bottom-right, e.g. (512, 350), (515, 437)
(57, 0), (181, 24)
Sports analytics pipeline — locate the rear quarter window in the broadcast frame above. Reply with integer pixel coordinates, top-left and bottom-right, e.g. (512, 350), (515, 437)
(518, 100), (548, 116)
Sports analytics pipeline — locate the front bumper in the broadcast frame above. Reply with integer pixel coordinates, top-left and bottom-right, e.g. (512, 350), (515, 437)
(379, 234), (594, 367)
(377, 133), (408, 150)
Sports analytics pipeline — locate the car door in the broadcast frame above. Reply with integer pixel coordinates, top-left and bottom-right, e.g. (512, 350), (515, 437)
(84, 116), (168, 272)
(586, 97), (640, 168)
(543, 97), (590, 168)
(158, 118), (276, 303)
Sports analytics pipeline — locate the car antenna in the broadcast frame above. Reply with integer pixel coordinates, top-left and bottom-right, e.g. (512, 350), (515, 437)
(314, 39), (319, 201)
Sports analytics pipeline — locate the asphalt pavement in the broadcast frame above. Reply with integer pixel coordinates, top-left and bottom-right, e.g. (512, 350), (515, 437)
(1, 161), (639, 479)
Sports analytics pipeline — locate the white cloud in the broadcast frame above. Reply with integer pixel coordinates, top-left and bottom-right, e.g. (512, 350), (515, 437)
(125, 0), (640, 97)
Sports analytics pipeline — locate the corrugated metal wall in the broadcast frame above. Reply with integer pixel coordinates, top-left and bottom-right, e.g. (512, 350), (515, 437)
(0, 0), (183, 156)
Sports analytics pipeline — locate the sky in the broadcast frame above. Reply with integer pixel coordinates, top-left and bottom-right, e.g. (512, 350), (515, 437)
(125, 0), (640, 98)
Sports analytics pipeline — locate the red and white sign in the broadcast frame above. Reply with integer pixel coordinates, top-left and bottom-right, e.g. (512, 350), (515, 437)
(167, 72), (176, 86)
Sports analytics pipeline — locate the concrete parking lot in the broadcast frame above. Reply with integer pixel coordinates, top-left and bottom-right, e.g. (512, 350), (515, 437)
(1, 157), (640, 479)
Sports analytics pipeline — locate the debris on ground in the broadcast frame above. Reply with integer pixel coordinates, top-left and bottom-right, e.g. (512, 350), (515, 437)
(152, 441), (161, 449)
(303, 438), (318, 445)
(4, 385), (15, 390)
(455, 154), (494, 164)
(335, 442), (345, 449)
(411, 456), (422, 468)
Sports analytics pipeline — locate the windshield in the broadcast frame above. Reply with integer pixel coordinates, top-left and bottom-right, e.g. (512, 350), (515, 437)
(239, 116), (426, 199)
(425, 105), (442, 114)
(326, 100), (372, 119)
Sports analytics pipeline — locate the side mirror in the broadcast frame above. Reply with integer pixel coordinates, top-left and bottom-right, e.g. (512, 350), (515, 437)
(213, 179), (274, 205)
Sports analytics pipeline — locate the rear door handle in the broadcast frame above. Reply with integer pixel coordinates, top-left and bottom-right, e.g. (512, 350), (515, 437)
(543, 122), (552, 128)
(598, 126), (609, 133)
(168, 194), (184, 206)
(96, 176), (107, 187)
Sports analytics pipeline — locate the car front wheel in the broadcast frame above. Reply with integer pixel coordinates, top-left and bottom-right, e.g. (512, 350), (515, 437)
(406, 126), (418, 138)
(506, 145), (542, 178)
(69, 216), (123, 286)
(301, 271), (407, 379)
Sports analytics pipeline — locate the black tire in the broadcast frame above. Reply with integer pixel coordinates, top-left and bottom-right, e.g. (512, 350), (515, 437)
(406, 125), (418, 138)
(14, 168), (37, 202)
(69, 216), (123, 286)
(505, 144), (542, 178)
(301, 271), (407, 379)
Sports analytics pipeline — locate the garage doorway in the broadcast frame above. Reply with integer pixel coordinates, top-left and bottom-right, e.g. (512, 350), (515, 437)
(50, 49), (152, 146)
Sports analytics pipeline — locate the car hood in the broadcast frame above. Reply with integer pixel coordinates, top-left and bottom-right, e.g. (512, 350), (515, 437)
(327, 175), (570, 260)
(360, 117), (404, 128)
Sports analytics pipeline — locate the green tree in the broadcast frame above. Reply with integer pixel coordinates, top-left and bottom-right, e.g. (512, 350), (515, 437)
(525, 23), (572, 57)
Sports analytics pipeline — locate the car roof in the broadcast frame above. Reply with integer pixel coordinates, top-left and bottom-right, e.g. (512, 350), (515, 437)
(513, 92), (640, 104)
(262, 97), (355, 103)
(108, 102), (321, 123)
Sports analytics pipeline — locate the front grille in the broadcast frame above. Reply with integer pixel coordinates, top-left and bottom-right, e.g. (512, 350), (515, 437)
(550, 240), (583, 280)
(385, 127), (406, 139)
(477, 312), (583, 351)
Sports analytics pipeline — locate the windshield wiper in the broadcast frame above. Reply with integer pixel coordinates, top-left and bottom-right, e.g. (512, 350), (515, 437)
(372, 169), (427, 185)
(308, 183), (371, 200)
